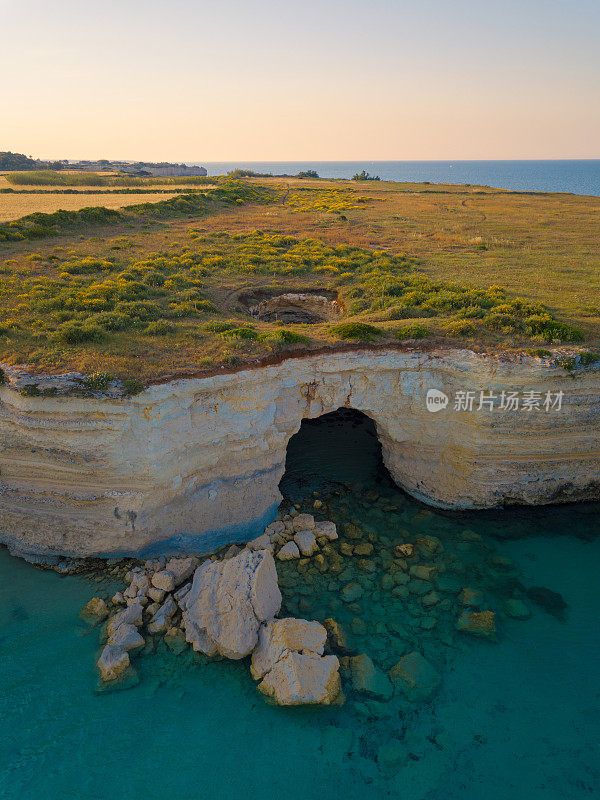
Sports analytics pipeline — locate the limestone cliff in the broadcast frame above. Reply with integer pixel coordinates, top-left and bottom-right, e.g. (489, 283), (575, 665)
(0, 348), (598, 559)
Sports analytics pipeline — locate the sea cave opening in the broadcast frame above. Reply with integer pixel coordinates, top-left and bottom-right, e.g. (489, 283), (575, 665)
(278, 408), (393, 504)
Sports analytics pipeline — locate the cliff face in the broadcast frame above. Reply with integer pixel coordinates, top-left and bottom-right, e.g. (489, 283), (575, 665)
(0, 348), (598, 559)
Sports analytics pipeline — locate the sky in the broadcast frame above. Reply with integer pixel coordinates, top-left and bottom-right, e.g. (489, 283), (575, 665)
(2, 0), (599, 162)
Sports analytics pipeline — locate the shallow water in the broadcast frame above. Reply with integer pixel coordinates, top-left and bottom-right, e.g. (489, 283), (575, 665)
(1, 411), (599, 800)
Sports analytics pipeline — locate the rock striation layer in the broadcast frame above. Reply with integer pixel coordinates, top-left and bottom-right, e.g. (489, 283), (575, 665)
(0, 348), (598, 559)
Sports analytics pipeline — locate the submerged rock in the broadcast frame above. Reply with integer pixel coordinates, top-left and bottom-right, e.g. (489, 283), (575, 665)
(80, 597), (109, 626)
(350, 654), (393, 701)
(410, 565), (436, 581)
(389, 651), (441, 702)
(504, 598), (531, 619)
(341, 582), (363, 602)
(182, 548), (281, 659)
(414, 536), (441, 558)
(323, 618), (353, 654)
(459, 587), (485, 607)
(526, 586), (567, 619)
(164, 627), (187, 654)
(378, 740), (408, 771)
(456, 610), (497, 639)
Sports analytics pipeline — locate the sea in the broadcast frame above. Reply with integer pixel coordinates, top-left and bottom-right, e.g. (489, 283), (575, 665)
(1, 410), (598, 800)
(199, 160), (600, 197)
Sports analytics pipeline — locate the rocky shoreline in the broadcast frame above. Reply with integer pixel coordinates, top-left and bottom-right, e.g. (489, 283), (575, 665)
(79, 492), (558, 710)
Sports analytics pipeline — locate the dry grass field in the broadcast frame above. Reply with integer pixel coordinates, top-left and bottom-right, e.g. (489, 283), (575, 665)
(0, 191), (181, 222)
(0, 176), (598, 384)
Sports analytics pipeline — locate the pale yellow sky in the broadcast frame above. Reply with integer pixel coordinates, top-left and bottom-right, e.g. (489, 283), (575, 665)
(2, 0), (599, 161)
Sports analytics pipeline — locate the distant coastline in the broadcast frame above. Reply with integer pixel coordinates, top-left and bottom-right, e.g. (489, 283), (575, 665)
(196, 160), (600, 197)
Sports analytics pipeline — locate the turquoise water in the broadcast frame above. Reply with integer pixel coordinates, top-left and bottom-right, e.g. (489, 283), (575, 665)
(1, 411), (599, 799)
(199, 160), (600, 197)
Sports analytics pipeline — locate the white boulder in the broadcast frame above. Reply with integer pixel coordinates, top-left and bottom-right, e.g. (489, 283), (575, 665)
(314, 521), (338, 541)
(258, 652), (341, 706)
(107, 602), (143, 637)
(246, 533), (274, 552)
(294, 530), (318, 556)
(292, 513), (315, 532)
(147, 596), (177, 634)
(164, 556), (198, 587)
(151, 570), (176, 593)
(108, 623), (145, 652)
(97, 644), (130, 682)
(277, 541), (300, 561)
(182, 549), (281, 659)
(251, 618), (341, 706)
(250, 618), (328, 679)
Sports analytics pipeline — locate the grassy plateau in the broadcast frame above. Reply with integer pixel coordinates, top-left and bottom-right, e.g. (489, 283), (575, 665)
(0, 172), (598, 387)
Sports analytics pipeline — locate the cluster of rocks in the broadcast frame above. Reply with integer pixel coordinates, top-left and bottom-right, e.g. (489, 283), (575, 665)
(245, 512), (339, 563)
(82, 496), (545, 720)
(82, 536), (344, 706)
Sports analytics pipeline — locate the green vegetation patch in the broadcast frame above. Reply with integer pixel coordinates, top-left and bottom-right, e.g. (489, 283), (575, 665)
(331, 322), (385, 342)
(0, 181), (275, 242)
(395, 324), (431, 339)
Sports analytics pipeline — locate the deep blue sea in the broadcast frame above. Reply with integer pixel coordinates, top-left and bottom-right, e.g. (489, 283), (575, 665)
(199, 160), (600, 197)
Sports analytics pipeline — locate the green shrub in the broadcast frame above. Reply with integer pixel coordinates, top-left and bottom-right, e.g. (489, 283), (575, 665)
(121, 378), (144, 395)
(331, 322), (384, 341)
(56, 322), (105, 344)
(80, 372), (113, 391)
(94, 312), (135, 331)
(265, 329), (310, 345)
(443, 320), (476, 336)
(559, 351), (600, 370)
(145, 320), (173, 335)
(115, 301), (159, 321)
(219, 327), (259, 340)
(222, 353), (241, 365)
(579, 351), (600, 366)
(527, 348), (552, 358)
(203, 320), (237, 332)
(525, 315), (583, 343)
(395, 324), (431, 339)
(20, 384), (41, 396)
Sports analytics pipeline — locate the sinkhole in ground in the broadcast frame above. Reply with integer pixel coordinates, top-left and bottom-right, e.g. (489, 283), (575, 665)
(238, 288), (342, 324)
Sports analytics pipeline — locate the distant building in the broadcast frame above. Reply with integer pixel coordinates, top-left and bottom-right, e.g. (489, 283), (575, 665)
(144, 165), (208, 178)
